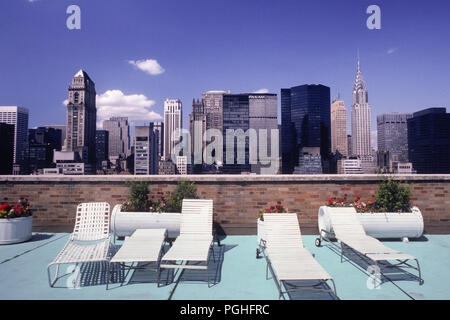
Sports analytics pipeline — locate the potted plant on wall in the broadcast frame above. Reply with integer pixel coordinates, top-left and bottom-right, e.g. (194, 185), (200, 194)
(256, 202), (287, 257)
(317, 177), (423, 243)
(111, 181), (199, 239)
(0, 198), (33, 245)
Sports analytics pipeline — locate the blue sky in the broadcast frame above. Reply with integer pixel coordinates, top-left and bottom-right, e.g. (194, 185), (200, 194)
(1, 0), (449, 144)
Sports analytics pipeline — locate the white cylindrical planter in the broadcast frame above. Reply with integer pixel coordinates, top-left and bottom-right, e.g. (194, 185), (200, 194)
(0, 216), (33, 245)
(111, 204), (181, 239)
(318, 206), (424, 240)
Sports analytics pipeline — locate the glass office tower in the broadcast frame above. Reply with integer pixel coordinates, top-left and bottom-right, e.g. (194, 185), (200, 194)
(281, 85), (331, 174)
(408, 108), (450, 174)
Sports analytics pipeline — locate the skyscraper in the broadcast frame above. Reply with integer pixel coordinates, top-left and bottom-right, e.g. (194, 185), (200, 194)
(222, 94), (250, 174)
(163, 99), (182, 161)
(28, 127), (62, 173)
(248, 94), (278, 174)
(64, 70), (97, 166)
(347, 135), (352, 157)
(281, 85), (331, 174)
(0, 106), (29, 173)
(134, 124), (158, 175)
(189, 98), (206, 169)
(222, 93), (278, 174)
(202, 90), (228, 132)
(0, 123), (14, 175)
(377, 113), (412, 164)
(95, 130), (109, 168)
(152, 122), (164, 160)
(29, 127), (62, 152)
(102, 117), (130, 160)
(330, 99), (348, 157)
(351, 59), (372, 159)
(42, 125), (66, 148)
(408, 108), (450, 174)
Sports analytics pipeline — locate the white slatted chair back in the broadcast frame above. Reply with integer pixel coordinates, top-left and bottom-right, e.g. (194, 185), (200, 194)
(180, 199), (213, 237)
(264, 213), (303, 248)
(327, 207), (367, 239)
(71, 202), (110, 241)
(182, 199), (213, 215)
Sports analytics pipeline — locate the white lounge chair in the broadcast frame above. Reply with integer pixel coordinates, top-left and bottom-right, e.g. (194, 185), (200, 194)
(260, 213), (336, 299)
(318, 207), (422, 285)
(47, 202), (111, 287)
(158, 199), (216, 287)
(107, 229), (167, 289)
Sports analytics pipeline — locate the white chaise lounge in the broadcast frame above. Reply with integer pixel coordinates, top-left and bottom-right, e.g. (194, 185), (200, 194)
(319, 207), (422, 285)
(107, 228), (167, 289)
(260, 213), (337, 299)
(47, 202), (111, 287)
(158, 199), (216, 287)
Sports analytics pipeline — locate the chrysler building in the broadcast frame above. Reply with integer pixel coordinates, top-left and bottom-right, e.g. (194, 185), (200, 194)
(351, 59), (372, 160)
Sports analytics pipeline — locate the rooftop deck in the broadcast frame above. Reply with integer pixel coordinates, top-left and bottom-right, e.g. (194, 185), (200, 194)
(1, 233), (449, 300)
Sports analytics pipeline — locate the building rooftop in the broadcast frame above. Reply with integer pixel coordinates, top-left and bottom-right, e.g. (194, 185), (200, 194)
(1, 233), (449, 300)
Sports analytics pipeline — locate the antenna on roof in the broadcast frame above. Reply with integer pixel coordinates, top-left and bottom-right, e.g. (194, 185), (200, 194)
(357, 48), (361, 71)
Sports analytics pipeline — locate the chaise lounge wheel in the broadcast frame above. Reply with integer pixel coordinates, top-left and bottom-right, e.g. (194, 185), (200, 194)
(315, 238), (321, 247)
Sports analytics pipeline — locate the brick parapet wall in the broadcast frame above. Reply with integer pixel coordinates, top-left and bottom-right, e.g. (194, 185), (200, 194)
(1, 175), (449, 234)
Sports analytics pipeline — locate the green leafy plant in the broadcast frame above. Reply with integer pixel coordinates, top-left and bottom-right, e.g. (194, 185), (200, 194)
(121, 181), (152, 212)
(163, 181), (198, 212)
(375, 177), (411, 212)
(326, 177), (412, 213)
(121, 180), (199, 213)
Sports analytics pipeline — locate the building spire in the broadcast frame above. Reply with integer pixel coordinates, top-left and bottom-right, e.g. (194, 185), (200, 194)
(357, 48), (360, 72)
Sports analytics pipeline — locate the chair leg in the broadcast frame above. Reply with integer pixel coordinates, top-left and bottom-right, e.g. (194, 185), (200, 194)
(47, 263), (60, 287)
(329, 279), (337, 297)
(206, 251), (212, 287)
(106, 262), (111, 290)
(278, 279), (284, 300)
(210, 245), (216, 263)
(415, 259), (423, 285)
(157, 267), (161, 287)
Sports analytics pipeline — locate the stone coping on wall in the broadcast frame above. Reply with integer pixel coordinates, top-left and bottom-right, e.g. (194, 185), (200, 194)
(1, 174), (450, 183)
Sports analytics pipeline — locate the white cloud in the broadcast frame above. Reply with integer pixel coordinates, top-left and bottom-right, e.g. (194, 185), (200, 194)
(128, 59), (165, 75)
(63, 90), (162, 128)
(96, 90), (162, 127)
(387, 47), (399, 55)
(253, 88), (269, 93)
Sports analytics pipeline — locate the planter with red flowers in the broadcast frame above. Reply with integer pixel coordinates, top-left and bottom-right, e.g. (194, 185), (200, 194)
(317, 178), (423, 244)
(256, 202), (288, 258)
(0, 199), (33, 245)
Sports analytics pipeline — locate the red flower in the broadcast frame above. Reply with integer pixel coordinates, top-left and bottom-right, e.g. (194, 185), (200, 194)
(328, 199), (333, 204)
(0, 204), (9, 211)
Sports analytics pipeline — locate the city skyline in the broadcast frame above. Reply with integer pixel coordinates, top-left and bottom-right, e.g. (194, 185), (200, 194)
(1, 0), (449, 140)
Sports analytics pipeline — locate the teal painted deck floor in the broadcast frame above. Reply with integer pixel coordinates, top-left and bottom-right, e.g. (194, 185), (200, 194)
(0, 233), (449, 300)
